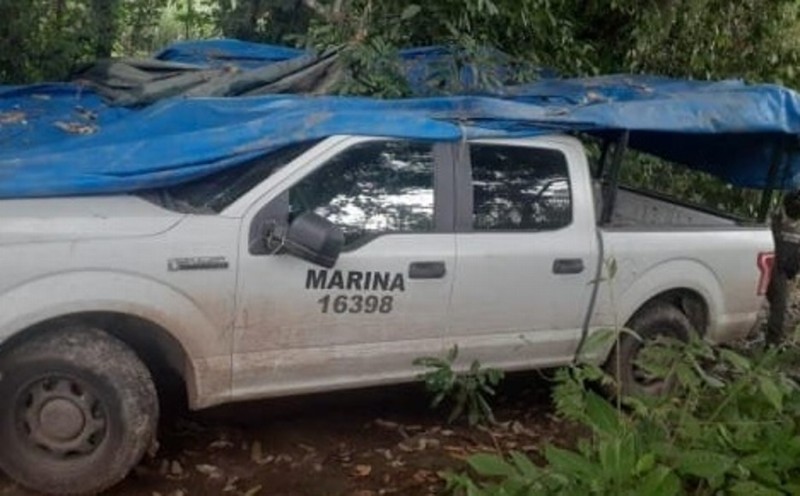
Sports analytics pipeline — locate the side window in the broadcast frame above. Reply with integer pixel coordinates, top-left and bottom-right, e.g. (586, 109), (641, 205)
(289, 140), (436, 246)
(470, 144), (572, 231)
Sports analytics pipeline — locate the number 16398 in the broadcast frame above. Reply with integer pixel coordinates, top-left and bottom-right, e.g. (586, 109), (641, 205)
(317, 294), (393, 314)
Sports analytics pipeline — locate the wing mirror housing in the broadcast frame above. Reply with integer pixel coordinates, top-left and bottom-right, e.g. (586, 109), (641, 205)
(283, 212), (344, 268)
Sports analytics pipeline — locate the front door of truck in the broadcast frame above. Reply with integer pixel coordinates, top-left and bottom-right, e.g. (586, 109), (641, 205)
(233, 138), (456, 398)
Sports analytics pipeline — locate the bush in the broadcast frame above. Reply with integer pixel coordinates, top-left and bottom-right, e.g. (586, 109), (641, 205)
(414, 345), (504, 426)
(444, 337), (800, 495)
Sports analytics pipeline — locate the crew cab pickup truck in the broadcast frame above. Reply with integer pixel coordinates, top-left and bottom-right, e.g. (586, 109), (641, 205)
(0, 134), (773, 494)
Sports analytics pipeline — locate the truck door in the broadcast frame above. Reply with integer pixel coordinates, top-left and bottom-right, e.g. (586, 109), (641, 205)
(233, 138), (456, 398)
(447, 137), (598, 370)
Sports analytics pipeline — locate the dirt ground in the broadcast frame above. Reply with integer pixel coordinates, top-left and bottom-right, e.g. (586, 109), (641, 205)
(0, 372), (577, 496)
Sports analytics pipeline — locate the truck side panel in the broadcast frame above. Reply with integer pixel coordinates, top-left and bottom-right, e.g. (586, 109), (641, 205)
(596, 227), (772, 342)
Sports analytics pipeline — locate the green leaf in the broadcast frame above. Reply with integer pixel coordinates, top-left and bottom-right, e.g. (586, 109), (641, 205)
(720, 348), (752, 371)
(758, 375), (784, 411)
(584, 390), (622, 436)
(470, 360), (482, 374)
(694, 363), (725, 389)
(635, 453), (655, 475)
(449, 389), (468, 423)
(677, 450), (735, 481)
(509, 451), (540, 478)
(476, 392), (495, 423)
(598, 438), (625, 479)
(618, 327), (642, 341)
(441, 471), (485, 496)
(544, 445), (601, 478)
(730, 480), (784, 496)
(413, 356), (447, 368)
(400, 4), (421, 21)
(447, 345), (459, 362)
(607, 257), (618, 280)
(431, 391), (447, 408)
(638, 466), (681, 496)
(467, 453), (517, 477)
(580, 328), (616, 357)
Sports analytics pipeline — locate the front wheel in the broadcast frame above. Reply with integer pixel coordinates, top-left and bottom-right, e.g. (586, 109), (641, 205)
(607, 303), (693, 397)
(0, 326), (158, 495)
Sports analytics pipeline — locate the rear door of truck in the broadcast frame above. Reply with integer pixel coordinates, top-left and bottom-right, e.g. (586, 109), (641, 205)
(445, 136), (599, 368)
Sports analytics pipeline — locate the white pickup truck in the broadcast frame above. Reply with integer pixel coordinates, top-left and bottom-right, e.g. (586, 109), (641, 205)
(0, 134), (773, 494)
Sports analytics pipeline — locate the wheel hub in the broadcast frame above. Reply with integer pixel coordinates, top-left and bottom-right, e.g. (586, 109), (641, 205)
(18, 377), (107, 458)
(38, 398), (85, 441)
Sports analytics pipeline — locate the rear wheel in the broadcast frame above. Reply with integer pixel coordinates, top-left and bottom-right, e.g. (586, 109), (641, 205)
(0, 326), (158, 495)
(607, 303), (693, 397)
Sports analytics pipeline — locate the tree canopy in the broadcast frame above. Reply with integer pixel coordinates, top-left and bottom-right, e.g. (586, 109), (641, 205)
(2, 0), (800, 90)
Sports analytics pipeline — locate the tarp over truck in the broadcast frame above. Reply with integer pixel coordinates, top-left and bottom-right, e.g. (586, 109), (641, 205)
(1, 39), (800, 199)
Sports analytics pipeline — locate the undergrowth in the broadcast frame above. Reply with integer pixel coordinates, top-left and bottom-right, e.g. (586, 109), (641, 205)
(444, 336), (800, 495)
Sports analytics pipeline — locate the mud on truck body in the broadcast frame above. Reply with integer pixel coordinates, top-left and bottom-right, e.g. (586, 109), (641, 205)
(0, 132), (775, 494)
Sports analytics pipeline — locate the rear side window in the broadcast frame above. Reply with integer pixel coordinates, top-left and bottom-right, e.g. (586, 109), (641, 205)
(470, 144), (572, 230)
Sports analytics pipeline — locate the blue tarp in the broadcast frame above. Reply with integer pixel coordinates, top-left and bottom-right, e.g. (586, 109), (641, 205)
(156, 39), (306, 67)
(1, 39), (800, 198)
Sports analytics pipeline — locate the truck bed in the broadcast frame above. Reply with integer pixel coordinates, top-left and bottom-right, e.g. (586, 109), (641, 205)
(611, 188), (739, 227)
(593, 182), (741, 227)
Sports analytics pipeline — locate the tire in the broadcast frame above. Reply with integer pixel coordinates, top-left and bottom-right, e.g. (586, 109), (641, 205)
(0, 326), (159, 495)
(607, 303), (693, 398)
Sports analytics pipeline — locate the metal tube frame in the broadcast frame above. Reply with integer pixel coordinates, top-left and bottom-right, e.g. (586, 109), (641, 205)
(600, 130), (630, 225)
(758, 136), (789, 224)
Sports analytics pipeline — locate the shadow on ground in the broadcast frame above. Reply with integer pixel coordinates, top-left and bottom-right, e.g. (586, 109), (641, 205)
(0, 371), (580, 496)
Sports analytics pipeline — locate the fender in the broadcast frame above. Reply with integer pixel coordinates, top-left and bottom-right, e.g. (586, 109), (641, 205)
(0, 270), (233, 408)
(613, 257), (725, 334)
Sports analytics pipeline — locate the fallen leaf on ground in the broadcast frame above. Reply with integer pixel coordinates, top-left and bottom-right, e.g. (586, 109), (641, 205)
(250, 441), (274, 465)
(375, 448), (393, 460)
(208, 439), (234, 450)
(352, 464), (372, 477)
(250, 441), (264, 463)
(413, 470), (433, 483)
(398, 437), (440, 452)
(223, 476), (239, 492)
(374, 419), (399, 430)
(243, 485), (262, 496)
(510, 421), (538, 437)
(195, 464), (223, 480)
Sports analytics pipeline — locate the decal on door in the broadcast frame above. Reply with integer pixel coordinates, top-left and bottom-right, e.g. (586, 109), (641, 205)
(305, 269), (405, 314)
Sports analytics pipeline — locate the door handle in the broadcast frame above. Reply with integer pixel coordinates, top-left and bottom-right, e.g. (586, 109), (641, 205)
(553, 258), (584, 275)
(409, 261), (447, 279)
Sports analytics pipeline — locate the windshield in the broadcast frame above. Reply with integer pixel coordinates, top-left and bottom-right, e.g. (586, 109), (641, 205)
(142, 141), (320, 213)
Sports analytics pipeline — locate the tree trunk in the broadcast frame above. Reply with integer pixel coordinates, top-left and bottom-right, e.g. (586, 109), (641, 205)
(92, 0), (120, 58)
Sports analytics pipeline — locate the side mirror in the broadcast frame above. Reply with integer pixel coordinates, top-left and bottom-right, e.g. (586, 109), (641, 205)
(283, 212), (344, 268)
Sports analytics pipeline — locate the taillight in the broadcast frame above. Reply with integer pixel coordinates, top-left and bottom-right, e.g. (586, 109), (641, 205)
(757, 252), (775, 296)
